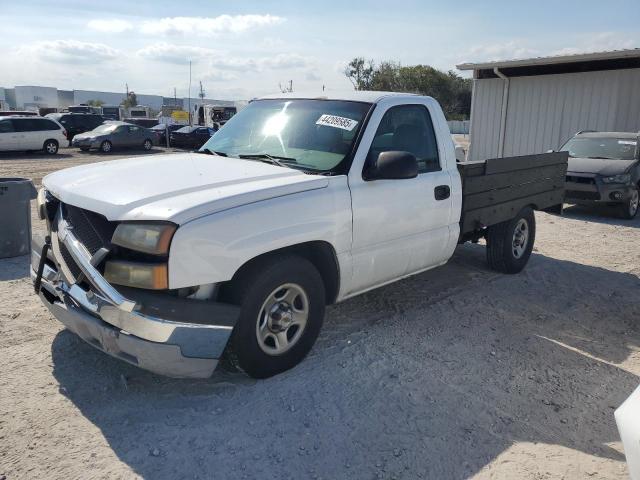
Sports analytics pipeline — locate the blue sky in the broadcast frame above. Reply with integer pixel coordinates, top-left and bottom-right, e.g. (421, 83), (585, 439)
(3, 0), (640, 99)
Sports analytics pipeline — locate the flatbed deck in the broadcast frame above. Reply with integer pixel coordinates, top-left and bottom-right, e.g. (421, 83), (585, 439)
(457, 152), (568, 236)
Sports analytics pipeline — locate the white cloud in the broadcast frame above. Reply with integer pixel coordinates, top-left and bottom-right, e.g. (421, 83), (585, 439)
(202, 70), (238, 82)
(140, 14), (285, 37)
(136, 43), (218, 64)
(19, 40), (120, 64)
(87, 19), (133, 33)
(209, 53), (312, 72)
(305, 70), (321, 81)
(466, 41), (539, 62)
(550, 33), (636, 56)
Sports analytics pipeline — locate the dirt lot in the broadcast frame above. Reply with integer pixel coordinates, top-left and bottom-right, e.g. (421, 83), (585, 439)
(1, 147), (639, 480)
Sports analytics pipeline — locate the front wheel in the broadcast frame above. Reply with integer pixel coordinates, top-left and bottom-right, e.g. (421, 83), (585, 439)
(224, 255), (325, 378)
(100, 140), (112, 153)
(486, 207), (536, 274)
(143, 139), (153, 151)
(618, 188), (639, 219)
(43, 139), (58, 155)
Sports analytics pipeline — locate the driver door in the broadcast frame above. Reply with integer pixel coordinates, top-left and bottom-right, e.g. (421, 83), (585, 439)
(346, 101), (454, 295)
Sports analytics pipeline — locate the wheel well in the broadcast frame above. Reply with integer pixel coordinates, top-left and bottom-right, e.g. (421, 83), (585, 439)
(44, 139), (58, 145)
(227, 241), (340, 305)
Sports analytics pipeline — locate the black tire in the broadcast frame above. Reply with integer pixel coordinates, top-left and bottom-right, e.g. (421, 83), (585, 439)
(224, 254), (325, 378)
(100, 140), (112, 153)
(143, 138), (153, 151)
(486, 207), (536, 274)
(43, 139), (58, 155)
(618, 188), (639, 219)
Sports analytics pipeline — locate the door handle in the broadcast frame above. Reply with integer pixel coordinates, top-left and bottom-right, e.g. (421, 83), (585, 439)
(434, 185), (450, 201)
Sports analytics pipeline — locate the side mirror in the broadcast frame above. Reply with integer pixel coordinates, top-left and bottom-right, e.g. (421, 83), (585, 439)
(365, 151), (418, 180)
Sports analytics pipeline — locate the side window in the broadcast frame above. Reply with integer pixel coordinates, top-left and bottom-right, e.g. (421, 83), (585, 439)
(0, 120), (14, 133)
(128, 125), (140, 133)
(38, 119), (60, 131)
(11, 119), (34, 132)
(367, 104), (440, 173)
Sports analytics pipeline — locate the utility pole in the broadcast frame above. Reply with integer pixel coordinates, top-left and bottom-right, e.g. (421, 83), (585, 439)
(174, 87), (177, 107)
(188, 60), (192, 126)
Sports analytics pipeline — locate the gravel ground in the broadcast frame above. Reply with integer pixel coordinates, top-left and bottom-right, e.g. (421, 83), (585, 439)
(1, 147), (639, 480)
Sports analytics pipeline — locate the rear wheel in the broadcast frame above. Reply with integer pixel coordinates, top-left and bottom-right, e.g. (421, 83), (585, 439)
(224, 255), (325, 378)
(100, 140), (112, 153)
(143, 139), (153, 151)
(486, 207), (536, 274)
(43, 139), (58, 155)
(618, 188), (639, 219)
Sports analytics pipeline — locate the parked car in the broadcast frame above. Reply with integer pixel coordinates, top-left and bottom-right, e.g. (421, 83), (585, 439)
(124, 118), (158, 128)
(31, 91), (568, 379)
(71, 121), (155, 153)
(561, 131), (639, 219)
(0, 110), (39, 117)
(46, 113), (104, 142)
(0, 116), (66, 154)
(170, 125), (215, 149)
(151, 123), (184, 145)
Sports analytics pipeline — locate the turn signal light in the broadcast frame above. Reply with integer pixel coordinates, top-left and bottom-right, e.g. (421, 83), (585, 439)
(104, 261), (168, 290)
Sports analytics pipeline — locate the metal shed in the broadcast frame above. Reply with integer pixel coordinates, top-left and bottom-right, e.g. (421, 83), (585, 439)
(457, 49), (640, 161)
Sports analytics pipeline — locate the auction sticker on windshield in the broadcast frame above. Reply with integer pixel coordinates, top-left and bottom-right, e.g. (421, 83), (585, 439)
(316, 114), (358, 131)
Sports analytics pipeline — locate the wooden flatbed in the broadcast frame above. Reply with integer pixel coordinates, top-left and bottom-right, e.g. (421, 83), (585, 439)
(457, 152), (568, 238)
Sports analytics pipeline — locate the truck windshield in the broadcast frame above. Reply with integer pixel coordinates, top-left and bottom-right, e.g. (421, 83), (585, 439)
(199, 99), (372, 173)
(560, 137), (638, 160)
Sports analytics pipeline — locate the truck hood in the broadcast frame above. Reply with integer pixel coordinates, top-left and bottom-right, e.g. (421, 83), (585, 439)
(567, 157), (637, 176)
(43, 153), (329, 224)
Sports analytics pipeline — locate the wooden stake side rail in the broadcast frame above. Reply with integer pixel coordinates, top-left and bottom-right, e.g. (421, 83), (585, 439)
(458, 152), (568, 235)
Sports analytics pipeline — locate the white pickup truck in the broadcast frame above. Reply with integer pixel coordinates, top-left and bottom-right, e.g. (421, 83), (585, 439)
(32, 91), (567, 378)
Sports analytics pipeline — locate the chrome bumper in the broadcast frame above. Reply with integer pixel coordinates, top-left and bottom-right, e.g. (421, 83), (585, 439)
(32, 212), (239, 378)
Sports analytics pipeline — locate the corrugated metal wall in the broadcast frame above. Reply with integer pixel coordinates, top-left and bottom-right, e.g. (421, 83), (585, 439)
(468, 68), (640, 161)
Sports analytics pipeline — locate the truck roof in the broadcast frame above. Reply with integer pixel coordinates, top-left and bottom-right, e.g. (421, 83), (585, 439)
(257, 90), (422, 104)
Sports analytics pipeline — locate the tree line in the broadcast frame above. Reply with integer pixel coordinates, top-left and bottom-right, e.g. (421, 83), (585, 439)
(344, 57), (472, 120)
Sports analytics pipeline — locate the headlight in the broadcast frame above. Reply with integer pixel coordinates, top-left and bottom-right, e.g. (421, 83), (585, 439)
(36, 187), (47, 220)
(601, 174), (631, 184)
(104, 261), (168, 289)
(111, 223), (177, 255)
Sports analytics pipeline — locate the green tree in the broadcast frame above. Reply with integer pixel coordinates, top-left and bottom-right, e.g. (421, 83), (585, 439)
(86, 99), (105, 107)
(121, 91), (138, 108)
(344, 58), (472, 119)
(344, 57), (375, 90)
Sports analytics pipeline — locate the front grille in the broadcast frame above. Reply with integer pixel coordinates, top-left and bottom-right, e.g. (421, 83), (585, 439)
(566, 190), (600, 200)
(59, 242), (82, 279)
(566, 175), (596, 185)
(63, 204), (117, 255)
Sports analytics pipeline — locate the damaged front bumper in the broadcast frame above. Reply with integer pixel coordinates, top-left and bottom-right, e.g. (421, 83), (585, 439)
(31, 229), (239, 378)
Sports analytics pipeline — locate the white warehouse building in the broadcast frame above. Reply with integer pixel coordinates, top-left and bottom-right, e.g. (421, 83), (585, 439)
(457, 48), (640, 161)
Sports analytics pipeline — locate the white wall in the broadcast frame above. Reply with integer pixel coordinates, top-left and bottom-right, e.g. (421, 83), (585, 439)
(73, 90), (164, 110)
(14, 86), (58, 109)
(468, 68), (640, 160)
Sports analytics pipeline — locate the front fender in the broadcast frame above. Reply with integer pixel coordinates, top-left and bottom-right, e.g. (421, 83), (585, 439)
(168, 177), (352, 289)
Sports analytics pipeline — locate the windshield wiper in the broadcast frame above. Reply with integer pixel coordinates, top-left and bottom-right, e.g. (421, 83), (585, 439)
(198, 148), (228, 156)
(238, 153), (297, 168)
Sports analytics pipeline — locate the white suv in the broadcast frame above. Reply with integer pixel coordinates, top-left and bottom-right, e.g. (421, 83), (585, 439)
(0, 116), (67, 154)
